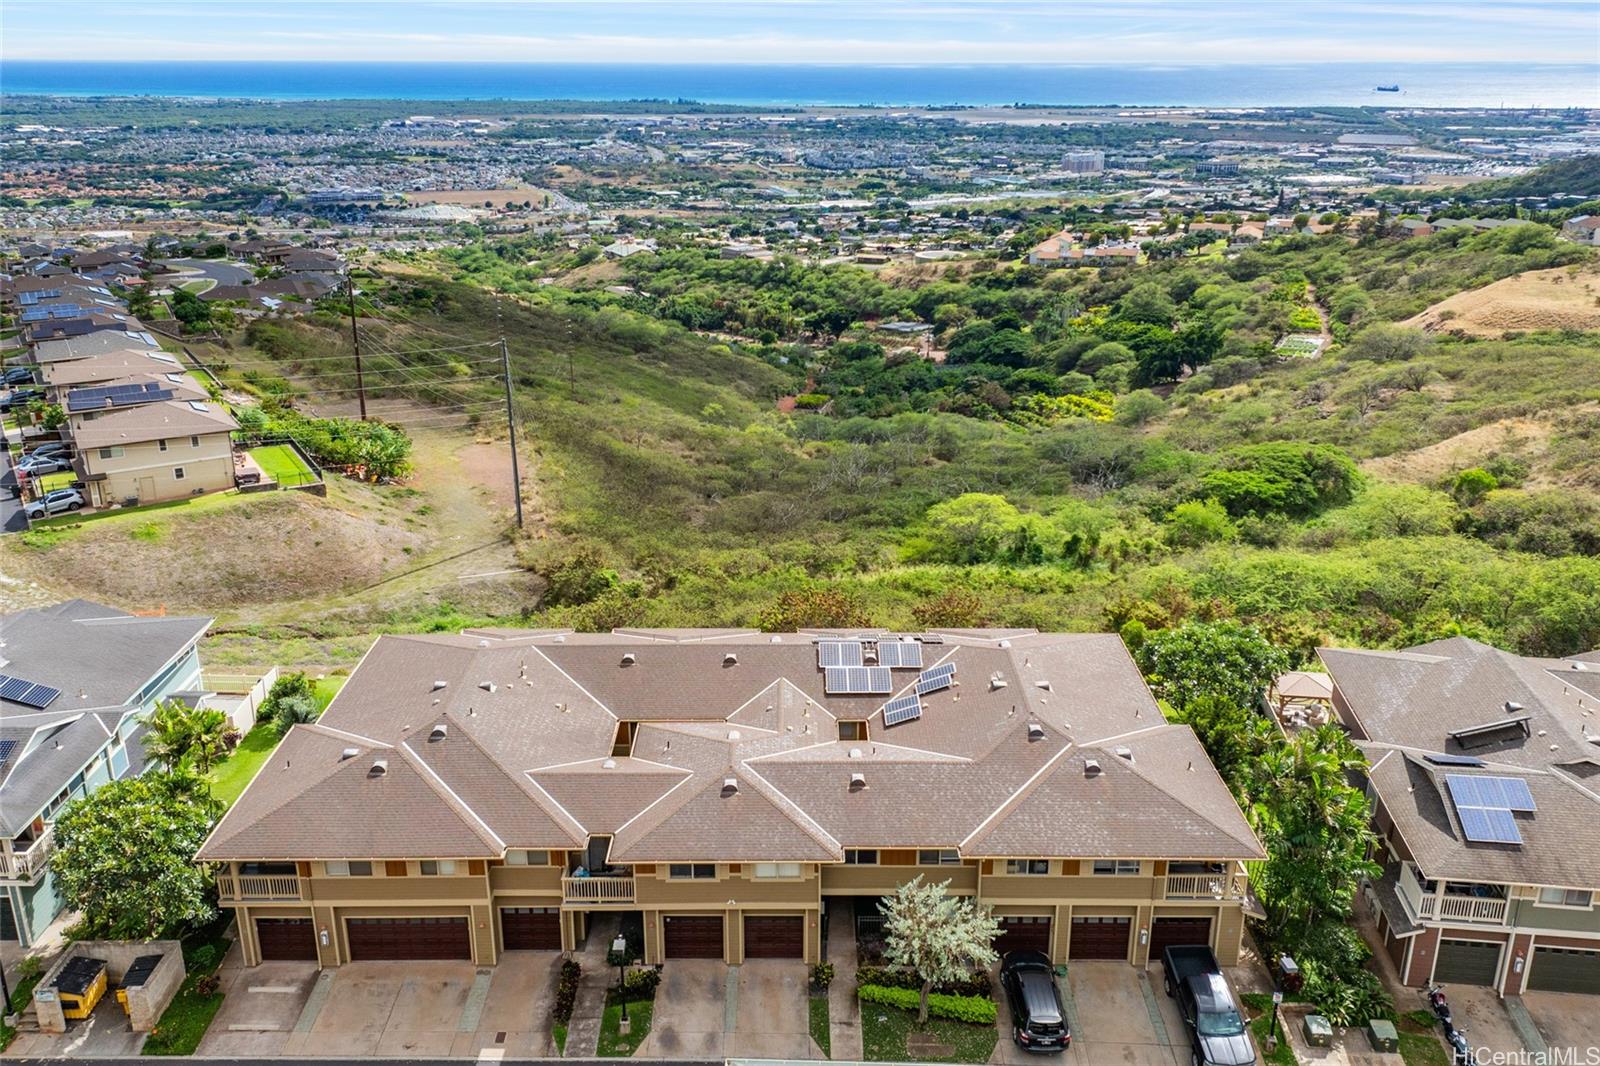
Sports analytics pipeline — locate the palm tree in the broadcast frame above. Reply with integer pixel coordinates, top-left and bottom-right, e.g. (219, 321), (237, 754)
(141, 700), (232, 775)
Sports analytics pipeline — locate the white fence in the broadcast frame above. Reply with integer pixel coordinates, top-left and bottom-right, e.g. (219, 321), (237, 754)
(202, 666), (279, 733)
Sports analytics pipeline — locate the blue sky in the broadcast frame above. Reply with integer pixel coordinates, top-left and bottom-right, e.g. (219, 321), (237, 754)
(5, 0), (1597, 64)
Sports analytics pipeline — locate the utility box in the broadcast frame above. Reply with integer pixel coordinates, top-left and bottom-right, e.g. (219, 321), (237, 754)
(1367, 1018), (1399, 1053)
(1302, 1014), (1333, 1048)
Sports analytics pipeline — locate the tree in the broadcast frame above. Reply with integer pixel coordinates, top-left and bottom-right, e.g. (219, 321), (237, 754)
(1164, 499), (1236, 547)
(920, 493), (1022, 563)
(1136, 620), (1293, 712)
(879, 876), (1002, 1023)
(169, 288), (213, 329)
(1344, 324), (1434, 363)
(1171, 694), (1274, 790)
(51, 770), (222, 940)
(1114, 389), (1166, 428)
(141, 698), (232, 774)
(757, 588), (870, 632)
(272, 694), (320, 737)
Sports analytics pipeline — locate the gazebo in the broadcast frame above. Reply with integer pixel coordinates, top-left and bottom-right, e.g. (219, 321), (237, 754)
(1268, 670), (1334, 729)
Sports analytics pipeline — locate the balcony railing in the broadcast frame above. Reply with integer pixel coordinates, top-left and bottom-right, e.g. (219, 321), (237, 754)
(562, 875), (635, 904)
(1164, 863), (1248, 900)
(216, 874), (306, 901)
(0, 827), (54, 881)
(1396, 864), (1507, 925)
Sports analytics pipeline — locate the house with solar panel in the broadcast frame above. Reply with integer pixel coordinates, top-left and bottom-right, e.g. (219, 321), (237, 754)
(1322, 638), (1600, 997)
(1, 600), (213, 949)
(61, 380), (239, 508)
(198, 628), (1265, 970)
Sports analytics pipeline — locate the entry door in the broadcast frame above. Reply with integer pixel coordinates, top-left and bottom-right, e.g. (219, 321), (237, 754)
(137, 476), (157, 503)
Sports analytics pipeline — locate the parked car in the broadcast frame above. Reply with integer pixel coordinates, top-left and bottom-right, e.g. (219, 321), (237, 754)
(0, 388), (45, 412)
(16, 452), (70, 476)
(24, 488), (85, 518)
(1000, 950), (1070, 1053)
(1163, 945), (1254, 1066)
(25, 442), (70, 459)
(2, 366), (35, 386)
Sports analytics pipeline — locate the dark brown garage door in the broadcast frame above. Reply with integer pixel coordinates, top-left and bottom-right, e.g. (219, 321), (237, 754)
(745, 916), (804, 959)
(501, 907), (561, 951)
(1527, 946), (1600, 994)
(1069, 916), (1131, 960)
(995, 916), (1053, 956)
(1433, 939), (1501, 987)
(664, 915), (724, 959)
(347, 917), (471, 960)
(256, 917), (318, 961)
(1150, 917), (1213, 962)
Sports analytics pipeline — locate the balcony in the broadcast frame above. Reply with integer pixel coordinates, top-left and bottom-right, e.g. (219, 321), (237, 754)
(562, 875), (636, 904)
(0, 827), (54, 881)
(215, 874), (306, 902)
(1396, 864), (1507, 925)
(1163, 863), (1249, 901)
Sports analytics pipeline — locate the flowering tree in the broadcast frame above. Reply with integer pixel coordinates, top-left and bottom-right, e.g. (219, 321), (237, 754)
(879, 875), (1002, 1023)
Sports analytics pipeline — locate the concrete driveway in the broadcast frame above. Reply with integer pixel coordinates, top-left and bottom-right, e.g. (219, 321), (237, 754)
(640, 959), (729, 1058)
(992, 962), (1209, 1066)
(195, 961), (319, 1057)
(1438, 984), (1534, 1059)
(1523, 991), (1598, 1057)
(730, 959), (814, 1059)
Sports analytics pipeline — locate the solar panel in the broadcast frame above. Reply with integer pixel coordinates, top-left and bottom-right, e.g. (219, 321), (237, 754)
(1456, 805), (1522, 844)
(876, 641), (923, 669)
(819, 641), (864, 668)
(915, 663), (956, 696)
(16, 683), (61, 710)
(882, 693), (923, 727)
(824, 666), (893, 695)
(1445, 774), (1538, 813)
(0, 675), (34, 702)
(65, 381), (175, 413)
(1424, 753), (1485, 767)
(0, 739), (16, 765)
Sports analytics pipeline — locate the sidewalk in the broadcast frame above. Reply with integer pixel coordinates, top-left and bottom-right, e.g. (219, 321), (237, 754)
(564, 914), (621, 1057)
(826, 910), (862, 1060)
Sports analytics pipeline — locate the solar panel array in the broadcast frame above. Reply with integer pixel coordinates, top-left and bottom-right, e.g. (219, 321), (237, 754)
(882, 693), (923, 726)
(0, 673), (62, 709)
(915, 662), (957, 695)
(0, 739), (16, 766)
(818, 641), (865, 668)
(824, 666), (893, 695)
(1424, 753), (1485, 767)
(876, 641), (923, 669)
(21, 304), (83, 322)
(17, 290), (63, 306)
(1445, 774), (1536, 845)
(65, 381), (174, 413)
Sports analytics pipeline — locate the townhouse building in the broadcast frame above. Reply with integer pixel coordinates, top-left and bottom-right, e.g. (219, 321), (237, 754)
(199, 628), (1262, 970)
(1322, 638), (1600, 997)
(1, 600), (213, 947)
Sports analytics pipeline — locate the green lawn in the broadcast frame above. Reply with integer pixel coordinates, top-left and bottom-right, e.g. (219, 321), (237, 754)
(142, 930), (233, 1056)
(809, 995), (831, 1058)
(210, 722), (282, 806)
(313, 675), (347, 711)
(1398, 1018), (1451, 1066)
(860, 1003), (997, 1063)
(0, 971), (44, 1051)
(29, 488), (241, 528)
(248, 445), (316, 486)
(37, 471), (76, 492)
(596, 992), (653, 1057)
(1240, 994), (1294, 1066)
(552, 1022), (568, 1056)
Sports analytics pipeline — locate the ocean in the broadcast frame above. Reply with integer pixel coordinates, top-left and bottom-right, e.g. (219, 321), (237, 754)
(3, 61), (1597, 108)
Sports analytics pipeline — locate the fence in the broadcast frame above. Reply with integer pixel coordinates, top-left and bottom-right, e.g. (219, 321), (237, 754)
(232, 434), (327, 496)
(202, 666), (279, 733)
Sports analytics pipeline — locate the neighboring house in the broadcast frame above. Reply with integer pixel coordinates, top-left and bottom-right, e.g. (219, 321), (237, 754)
(0, 600), (213, 948)
(30, 329), (162, 366)
(198, 627), (1263, 970)
(1322, 638), (1600, 997)
(1560, 215), (1600, 245)
(39, 349), (188, 392)
(1395, 218), (1436, 238)
(67, 396), (239, 508)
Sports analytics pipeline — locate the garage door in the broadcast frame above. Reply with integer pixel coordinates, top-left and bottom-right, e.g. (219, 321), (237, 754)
(1150, 917), (1213, 961)
(1069, 916), (1131, 960)
(501, 907), (561, 951)
(995, 916), (1053, 956)
(256, 917), (318, 961)
(1528, 946), (1600, 994)
(664, 915), (724, 959)
(1434, 939), (1501, 986)
(347, 917), (471, 960)
(745, 916), (804, 959)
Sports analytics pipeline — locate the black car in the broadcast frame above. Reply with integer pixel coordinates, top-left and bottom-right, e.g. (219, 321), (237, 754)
(2, 366), (35, 386)
(1164, 946), (1254, 1066)
(1000, 950), (1070, 1053)
(0, 388), (45, 412)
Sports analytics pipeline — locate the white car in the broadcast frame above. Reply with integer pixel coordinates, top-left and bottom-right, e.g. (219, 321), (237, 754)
(16, 453), (70, 476)
(24, 488), (85, 518)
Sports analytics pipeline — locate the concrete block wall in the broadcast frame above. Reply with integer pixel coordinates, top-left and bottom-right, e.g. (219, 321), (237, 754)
(31, 939), (184, 1034)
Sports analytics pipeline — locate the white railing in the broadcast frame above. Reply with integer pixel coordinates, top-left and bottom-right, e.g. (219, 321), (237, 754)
(562, 875), (635, 903)
(1165, 863), (1248, 900)
(0, 828), (53, 880)
(216, 874), (304, 900)
(1397, 863), (1432, 919)
(1437, 893), (1508, 924)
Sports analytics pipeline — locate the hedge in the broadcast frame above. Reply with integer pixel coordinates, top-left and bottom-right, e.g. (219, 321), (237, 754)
(858, 983), (997, 1025)
(553, 960), (581, 1023)
(855, 965), (992, 997)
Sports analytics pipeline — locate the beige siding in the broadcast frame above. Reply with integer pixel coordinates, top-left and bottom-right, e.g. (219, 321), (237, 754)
(980, 873), (1161, 903)
(821, 864), (978, 896)
(638, 870), (819, 907)
(488, 865), (564, 894)
(80, 433), (234, 507)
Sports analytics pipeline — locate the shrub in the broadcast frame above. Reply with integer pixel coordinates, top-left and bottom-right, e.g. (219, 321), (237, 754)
(553, 960), (581, 1023)
(858, 984), (997, 1025)
(794, 393), (831, 410)
(855, 965), (991, 998)
(192, 973), (221, 997)
(1300, 960), (1393, 1027)
(622, 965), (661, 996)
(809, 961), (836, 993)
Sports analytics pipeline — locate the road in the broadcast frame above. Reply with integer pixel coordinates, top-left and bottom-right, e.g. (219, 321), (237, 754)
(159, 257), (256, 287)
(0, 426), (29, 533)
(9, 1059), (722, 1066)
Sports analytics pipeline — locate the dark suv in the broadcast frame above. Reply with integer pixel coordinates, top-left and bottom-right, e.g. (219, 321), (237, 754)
(1000, 950), (1070, 1053)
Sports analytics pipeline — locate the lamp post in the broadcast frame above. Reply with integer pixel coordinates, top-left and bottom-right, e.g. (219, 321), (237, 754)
(610, 934), (629, 1026)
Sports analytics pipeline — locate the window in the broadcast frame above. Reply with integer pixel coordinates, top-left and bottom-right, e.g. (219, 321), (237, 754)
(668, 863), (716, 880)
(240, 862), (297, 876)
(754, 862), (802, 879)
(158, 439), (168, 452)
(505, 849), (549, 866)
(190, 435), (200, 448)
(173, 467), (186, 481)
(1093, 860), (1141, 876)
(844, 849), (878, 866)
(918, 849), (961, 866)
(420, 860), (458, 876)
(325, 860), (373, 877)
(1006, 859), (1050, 875)
(98, 446), (124, 459)
(838, 721), (867, 742)
(1537, 887), (1594, 908)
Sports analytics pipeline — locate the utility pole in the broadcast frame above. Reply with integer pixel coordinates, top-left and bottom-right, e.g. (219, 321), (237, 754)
(344, 275), (367, 420)
(500, 335), (524, 530)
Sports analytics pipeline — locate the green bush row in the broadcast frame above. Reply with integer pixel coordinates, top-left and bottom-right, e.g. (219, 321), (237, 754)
(857, 983), (997, 1025)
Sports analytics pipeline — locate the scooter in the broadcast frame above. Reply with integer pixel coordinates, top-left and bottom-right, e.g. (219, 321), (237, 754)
(1425, 984), (1453, 1026)
(1444, 1023), (1476, 1066)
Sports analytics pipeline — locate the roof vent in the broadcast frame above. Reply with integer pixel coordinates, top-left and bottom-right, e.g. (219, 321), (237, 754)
(990, 673), (1008, 691)
(848, 747), (863, 759)
(602, 758), (617, 769)
(849, 772), (867, 791)
(340, 747), (359, 761)
(432, 680), (448, 690)
(430, 724), (448, 742)
(1504, 700), (1523, 713)
(722, 777), (739, 795)
(369, 759), (388, 777)
(1027, 722), (1045, 741)
(478, 638), (489, 647)
(621, 653), (637, 666)
(728, 729), (741, 740)
(479, 681), (496, 693)
(1035, 679), (1052, 691)
(1114, 745), (1134, 762)
(723, 653), (738, 666)
(1084, 758), (1102, 777)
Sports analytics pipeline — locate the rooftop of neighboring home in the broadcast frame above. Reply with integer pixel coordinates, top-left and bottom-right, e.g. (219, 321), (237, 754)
(1320, 637), (1600, 891)
(0, 600), (212, 836)
(70, 396), (238, 449)
(199, 627), (1264, 865)
(40, 349), (187, 389)
(31, 329), (161, 364)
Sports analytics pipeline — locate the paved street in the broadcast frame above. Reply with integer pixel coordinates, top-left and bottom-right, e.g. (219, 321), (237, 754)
(0, 426), (30, 533)
(159, 257), (256, 287)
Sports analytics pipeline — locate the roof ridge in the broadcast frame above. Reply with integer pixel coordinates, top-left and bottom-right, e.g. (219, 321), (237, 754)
(1114, 726), (1262, 852)
(960, 741), (1076, 849)
(398, 740), (505, 852)
(737, 761), (844, 856)
(201, 726), (360, 853)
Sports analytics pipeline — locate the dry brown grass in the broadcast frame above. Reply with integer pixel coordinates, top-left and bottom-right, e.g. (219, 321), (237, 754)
(1406, 264), (1600, 337)
(1362, 416), (1554, 485)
